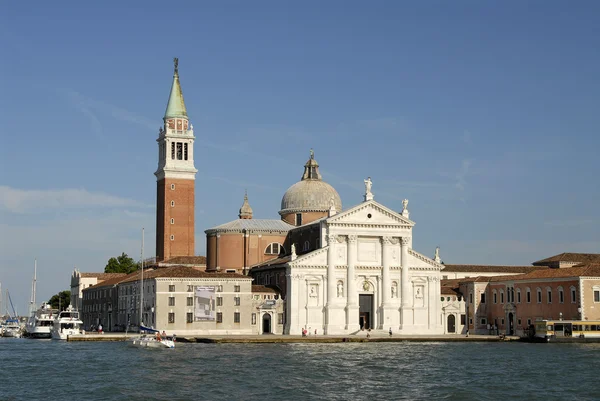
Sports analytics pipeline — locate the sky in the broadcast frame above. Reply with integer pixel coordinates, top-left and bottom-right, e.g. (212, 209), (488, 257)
(2, 1), (600, 315)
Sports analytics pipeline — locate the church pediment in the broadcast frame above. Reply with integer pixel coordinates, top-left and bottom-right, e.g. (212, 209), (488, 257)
(290, 246), (328, 267)
(327, 200), (414, 227)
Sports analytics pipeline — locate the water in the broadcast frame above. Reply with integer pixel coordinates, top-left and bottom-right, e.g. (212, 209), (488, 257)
(1, 338), (598, 401)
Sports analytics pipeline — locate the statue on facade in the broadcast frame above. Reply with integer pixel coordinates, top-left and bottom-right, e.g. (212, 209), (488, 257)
(391, 284), (397, 298)
(337, 282), (343, 298)
(291, 243), (296, 257)
(434, 246), (440, 263)
(364, 177), (373, 201)
(402, 199), (409, 212)
(310, 148), (314, 159)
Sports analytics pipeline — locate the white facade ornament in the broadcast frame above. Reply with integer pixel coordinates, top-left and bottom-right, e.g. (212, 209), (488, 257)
(291, 243), (297, 261)
(337, 281), (343, 298)
(402, 199), (409, 218)
(434, 246), (441, 263)
(363, 281), (370, 291)
(309, 285), (317, 297)
(364, 177), (374, 201)
(328, 196), (337, 217)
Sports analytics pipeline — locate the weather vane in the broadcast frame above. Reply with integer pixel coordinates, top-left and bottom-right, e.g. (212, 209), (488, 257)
(174, 57), (179, 74)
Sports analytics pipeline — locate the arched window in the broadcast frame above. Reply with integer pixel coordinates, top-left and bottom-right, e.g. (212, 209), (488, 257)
(536, 287), (542, 303)
(558, 286), (564, 304)
(546, 287), (552, 303)
(526, 287), (531, 303)
(570, 286), (577, 303)
(500, 289), (505, 304)
(303, 241), (310, 252)
(516, 288), (521, 303)
(493, 290), (497, 304)
(265, 243), (285, 255)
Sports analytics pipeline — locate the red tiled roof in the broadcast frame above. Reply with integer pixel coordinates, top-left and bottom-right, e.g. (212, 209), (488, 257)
(443, 264), (547, 273)
(80, 272), (127, 280)
(532, 253), (600, 265)
(87, 273), (135, 289)
(163, 256), (207, 265)
(441, 287), (460, 295)
(252, 285), (280, 294)
(119, 265), (248, 284)
(518, 264), (600, 280)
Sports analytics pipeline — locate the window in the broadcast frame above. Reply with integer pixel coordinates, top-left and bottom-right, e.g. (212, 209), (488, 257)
(480, 318), (487, 325)
(493, 291), (497, 304)
(547, 288), (552, 304)
(234, 312), (240, 323)
(461, 314), (466, 325)
(234, 285), (241, 292)
(537, 288), (542, 303)
(171, 218), (174, 225)
(169, 297), (175, 306)
(177, 142), (183, 160)
(187, 285), (194, 292)
(501, 318), (505, 325)
(251, 313), (256, 325)
(517, 289), (521, 303)
(303, 241), (310, 252)
(168, 313), (175, 323)
(234, 297), (240, 306)
(184, 143), (188, 160)
(186, 312), (193, 323)
(171, 201), (175, 207)
(216, 285), (223, 292)
(480, 293), (486, 303)
(170, 235), (174, 241)
(571, 287), (577, 303)
(278, 313), (284, 324)
(295, 213), (302, 226)
(594, 289), (600, 303)
(558, 287), (564, 304)
(169, 285), (175, 292)
(527, 318), (532, 326)
(469, 292), (473, 303)
(171, 184), (175, 190)
(216, 312), (222, 323)
(526, 288), (531, 303)
(517, 318), (522, 325)
(187, 297), (193, 306)
(217, 297), (223, 306)
(442, 275), (448, 280)
(265, 243), (284, 255)
(500, 290), (504, 304)
(171, 142), (175, 160)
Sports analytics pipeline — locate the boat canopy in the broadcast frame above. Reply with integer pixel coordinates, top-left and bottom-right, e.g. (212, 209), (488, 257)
(140, 324), (159, 333)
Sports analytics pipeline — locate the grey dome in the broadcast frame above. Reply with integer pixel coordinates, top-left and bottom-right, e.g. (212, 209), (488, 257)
(279, 150), (342, 215)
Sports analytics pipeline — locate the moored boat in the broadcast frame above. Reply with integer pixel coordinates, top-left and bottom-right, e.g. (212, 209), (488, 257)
(51, 305), (83, 340)
(25, 303), (58, 339)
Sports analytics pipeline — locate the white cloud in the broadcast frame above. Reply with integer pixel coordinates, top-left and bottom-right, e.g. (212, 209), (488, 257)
(0, 186), (152, 214)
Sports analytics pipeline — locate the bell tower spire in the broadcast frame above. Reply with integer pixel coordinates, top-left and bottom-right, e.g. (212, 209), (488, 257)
(155, 58), (197, 262)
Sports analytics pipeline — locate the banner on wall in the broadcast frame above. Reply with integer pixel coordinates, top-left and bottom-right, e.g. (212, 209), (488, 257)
(194, 286), (216, 321)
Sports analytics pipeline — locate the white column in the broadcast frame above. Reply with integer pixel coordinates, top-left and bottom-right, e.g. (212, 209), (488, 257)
(345, 235), (359, 331)
(326, 234), (336, 307)
(401, 236), (411, 307)
(381, 236), (391, 306)
(286, 268), (301, 335)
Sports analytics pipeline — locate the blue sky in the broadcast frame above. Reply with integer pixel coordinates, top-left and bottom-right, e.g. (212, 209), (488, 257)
(2, 1), (600, 314)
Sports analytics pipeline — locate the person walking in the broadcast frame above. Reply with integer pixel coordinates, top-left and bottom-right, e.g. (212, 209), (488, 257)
(389, 327), (393, 337)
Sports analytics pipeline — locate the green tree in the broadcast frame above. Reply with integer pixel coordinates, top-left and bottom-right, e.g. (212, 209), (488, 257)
(49, 290), (71, 311)
(104, 252), (139, 274)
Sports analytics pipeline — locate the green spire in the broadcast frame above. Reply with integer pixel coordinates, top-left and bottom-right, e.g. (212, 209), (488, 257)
(164, 57), (188, 119)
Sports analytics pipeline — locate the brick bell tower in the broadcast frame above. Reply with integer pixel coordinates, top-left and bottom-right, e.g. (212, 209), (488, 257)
(155, 58), (197, 261)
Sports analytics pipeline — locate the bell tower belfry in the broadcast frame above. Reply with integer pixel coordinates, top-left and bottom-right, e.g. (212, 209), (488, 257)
(155, 58), (197, 261)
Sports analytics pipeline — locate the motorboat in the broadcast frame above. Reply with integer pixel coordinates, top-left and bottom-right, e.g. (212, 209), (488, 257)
(2, 318), (23, 338)
(25, 302), (58, 339)
(130, 325), (175, 349)
(51, 305), (83, 340)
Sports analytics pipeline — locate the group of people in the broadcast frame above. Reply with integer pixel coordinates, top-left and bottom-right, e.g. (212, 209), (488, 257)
(486, 323), (499, 335)
(301, 328), (318, 337)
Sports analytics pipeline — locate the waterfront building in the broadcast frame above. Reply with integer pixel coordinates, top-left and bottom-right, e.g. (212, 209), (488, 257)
(155, 58), (197, 261)
(459, 258), (600, 336)
(81, 265), (284, 335)
(70, 269), (126, 312)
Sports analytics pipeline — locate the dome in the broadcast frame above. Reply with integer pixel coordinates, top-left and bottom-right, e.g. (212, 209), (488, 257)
(238, 191), (253, 219)
(279, 150), (342, 216)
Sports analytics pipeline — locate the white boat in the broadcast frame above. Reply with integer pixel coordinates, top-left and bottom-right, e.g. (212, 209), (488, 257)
(129, 228), (175, 349)
(51, 305), (83, 340)
(26, 303), (58, 339)
(2, 319), (22, 338)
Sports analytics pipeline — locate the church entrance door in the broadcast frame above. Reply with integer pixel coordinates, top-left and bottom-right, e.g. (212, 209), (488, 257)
(447, 315), (456, 333)
(262, 314), (271, 334)
(359, 294), (373, 330)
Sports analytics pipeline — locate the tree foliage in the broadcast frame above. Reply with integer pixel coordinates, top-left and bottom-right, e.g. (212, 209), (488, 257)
(49, 290), (71, 311)
(104, 252), (139, 274)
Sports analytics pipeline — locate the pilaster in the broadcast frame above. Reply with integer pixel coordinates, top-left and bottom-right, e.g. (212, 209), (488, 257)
(345, 235), (359, 331)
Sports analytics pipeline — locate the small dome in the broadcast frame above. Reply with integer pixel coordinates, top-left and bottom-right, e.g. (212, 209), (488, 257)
(279, 150), (342, 216)
(239, 191), (253, 219)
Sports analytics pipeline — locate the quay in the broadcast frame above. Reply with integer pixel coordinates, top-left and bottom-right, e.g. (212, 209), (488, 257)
(67, 334), (519, 343)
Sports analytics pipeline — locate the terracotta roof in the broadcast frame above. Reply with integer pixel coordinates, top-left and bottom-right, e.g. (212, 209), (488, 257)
(79, 272), (127, 280)
(163, 256), (206, 265)
(441, 287), (460, 295)
(459, 274), (530, 284)
(86, 273), (135, 289)
(119, 266), (250, 284)
(532, 253), (600, 265)
(205, 219), (294, 234)
(252, 285), (280, 294)
(518, 264), (600, 280)
(250, 256), (291, 270)
(443, 264), (548, 273)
